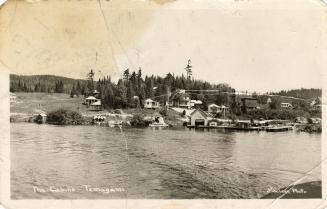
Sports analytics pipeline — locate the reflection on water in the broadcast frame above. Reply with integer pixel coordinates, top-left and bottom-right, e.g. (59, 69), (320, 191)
(11, 123), (321, 199)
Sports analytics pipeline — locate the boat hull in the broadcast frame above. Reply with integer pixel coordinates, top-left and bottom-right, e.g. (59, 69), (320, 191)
(265, 126), (293, 132)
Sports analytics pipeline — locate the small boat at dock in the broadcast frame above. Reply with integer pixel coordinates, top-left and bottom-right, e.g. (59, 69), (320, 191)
(265, 125), (293, 132)
(223, 126), (261, 131)
(149, 122), (169, 128)
(187, 124), (262, 131)
(149, 116), (169, 128)
(108, 120), (123, 128)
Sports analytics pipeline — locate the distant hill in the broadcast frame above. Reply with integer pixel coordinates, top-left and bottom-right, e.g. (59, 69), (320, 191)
(10, 74), (87, 94)
(272, 88), (322, 100)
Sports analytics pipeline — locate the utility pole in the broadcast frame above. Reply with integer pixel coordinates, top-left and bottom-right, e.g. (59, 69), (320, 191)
(95, 52), (98, 66)
(185, 59), (192, 80)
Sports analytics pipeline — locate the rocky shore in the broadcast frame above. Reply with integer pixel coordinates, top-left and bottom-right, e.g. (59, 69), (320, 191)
(296, 124), (322, 134)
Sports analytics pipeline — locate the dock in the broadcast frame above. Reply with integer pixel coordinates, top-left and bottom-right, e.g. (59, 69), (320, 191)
(187, 125), (262, 131)
(187, 125), (294, 132)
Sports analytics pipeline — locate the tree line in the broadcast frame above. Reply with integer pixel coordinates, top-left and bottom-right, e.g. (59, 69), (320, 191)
(91, 68), (235, 109)
(10, 74), (87, 94)
(10, 72), (321, 112)
(272, 88), (321, 100)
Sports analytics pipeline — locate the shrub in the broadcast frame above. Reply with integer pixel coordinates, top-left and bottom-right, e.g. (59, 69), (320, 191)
(159, 107), (168, 116)
(47, 109), (84, 125)
(130, 114), (150, 128)
(307, 118), (313, 124)
(246, 108), (311, 121)
(34, 114), (44, 124)
(229, 114), (237, 123)
(297, 124), (322, 133)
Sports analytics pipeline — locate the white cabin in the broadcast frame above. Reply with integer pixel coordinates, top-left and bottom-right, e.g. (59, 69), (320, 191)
(10, 93), (16, 103)
(208, 104), (229, 114)
(144, 99), (160, 109)
(85, 96), (98, 105)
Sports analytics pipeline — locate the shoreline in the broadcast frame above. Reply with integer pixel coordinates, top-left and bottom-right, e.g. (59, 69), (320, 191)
(10, 110), (322, 134)
(9, 119), (323, 135)
(10, 92), (321, 133)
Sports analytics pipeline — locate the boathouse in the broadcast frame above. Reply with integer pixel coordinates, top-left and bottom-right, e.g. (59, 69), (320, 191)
(190, 109), (211, 127)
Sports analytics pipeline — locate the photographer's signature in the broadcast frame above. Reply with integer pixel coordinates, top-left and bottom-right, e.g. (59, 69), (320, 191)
(266, 186), (307, 194)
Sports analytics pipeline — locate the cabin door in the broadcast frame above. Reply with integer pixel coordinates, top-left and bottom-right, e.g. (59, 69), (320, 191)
(195, 119), (205, 127)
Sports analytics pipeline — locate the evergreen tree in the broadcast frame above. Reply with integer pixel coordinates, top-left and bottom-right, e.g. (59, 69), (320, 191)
(117, 79), (127, 108)
(76, 81), (81, 96)
(86, 69), (95, 93)
(70, 84), (76, 98)
(104, 85), (115, 108)
(123, 69), (130, 80)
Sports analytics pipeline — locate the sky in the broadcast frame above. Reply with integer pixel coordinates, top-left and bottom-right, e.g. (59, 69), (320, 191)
(0, 0), (326, 92)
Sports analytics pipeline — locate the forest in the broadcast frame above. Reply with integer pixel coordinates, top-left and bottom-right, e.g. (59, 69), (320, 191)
(10, 71), (321, 111)
(10, 74), (87, 94)
(84, 68), (235, 109)
(10, 70), (234, 109)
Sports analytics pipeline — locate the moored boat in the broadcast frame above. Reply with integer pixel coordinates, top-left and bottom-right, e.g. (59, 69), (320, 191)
(265, 125), (293, 132)
(108, 120), (123, 128)
(149, 116), (169, 128)
(149, 122), (169, 127)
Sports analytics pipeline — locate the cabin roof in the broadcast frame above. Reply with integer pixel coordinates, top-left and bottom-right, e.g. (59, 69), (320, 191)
(208, 104), (219, 108)
(93, 115), (106, 119)
(86, 96), (97, 100)
(208, 104), (229, 109)
(281, 102), (292, 105)
(191, 100), (203, 104)
(145, 98), (154, 102)
(190, 108), (210, 118)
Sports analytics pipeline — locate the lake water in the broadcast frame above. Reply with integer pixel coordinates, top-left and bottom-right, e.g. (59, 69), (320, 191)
(11, 123), (321, 199)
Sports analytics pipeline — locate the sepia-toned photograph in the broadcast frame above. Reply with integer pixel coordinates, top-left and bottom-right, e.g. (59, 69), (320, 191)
(0, 0), (326, 207)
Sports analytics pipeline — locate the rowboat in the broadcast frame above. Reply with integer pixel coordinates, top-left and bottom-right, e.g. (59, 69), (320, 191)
(265, 126), (293, 132)
(108, 120), (123, 128)
(149, 122), (169, 127)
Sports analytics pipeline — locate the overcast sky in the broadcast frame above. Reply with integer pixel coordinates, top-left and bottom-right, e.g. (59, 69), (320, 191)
(0, 0), (325, 92)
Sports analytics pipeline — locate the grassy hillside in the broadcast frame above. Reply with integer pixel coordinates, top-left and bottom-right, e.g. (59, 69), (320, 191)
(10, 92), (98, 116)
